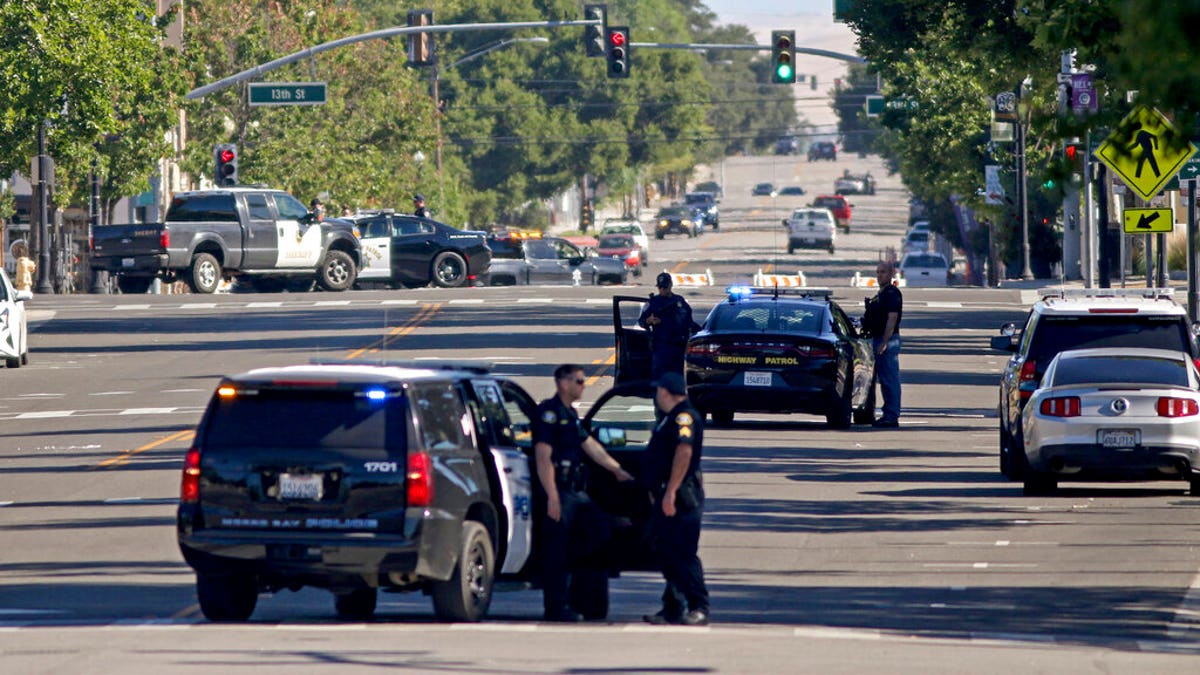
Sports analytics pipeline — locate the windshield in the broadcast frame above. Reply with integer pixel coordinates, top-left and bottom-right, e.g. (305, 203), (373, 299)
(658, 207), (690, 218)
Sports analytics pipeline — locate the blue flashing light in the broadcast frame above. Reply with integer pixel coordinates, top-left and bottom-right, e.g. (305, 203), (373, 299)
(364, 388), (388, 401)
(725, 285), (753, 299)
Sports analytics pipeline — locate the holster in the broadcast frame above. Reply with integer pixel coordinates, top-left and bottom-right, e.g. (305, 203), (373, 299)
(555, 460), (588, 493)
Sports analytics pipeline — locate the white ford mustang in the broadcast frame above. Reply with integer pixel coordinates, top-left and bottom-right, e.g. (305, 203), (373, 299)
(0, 268), (31, 368)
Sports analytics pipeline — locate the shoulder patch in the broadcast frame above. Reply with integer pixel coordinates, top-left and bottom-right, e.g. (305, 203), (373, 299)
(542, 410), (557, 424)
(676, 412), (693, 426)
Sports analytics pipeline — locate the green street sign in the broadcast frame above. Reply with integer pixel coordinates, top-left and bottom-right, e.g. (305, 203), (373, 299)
(248, 81), (327, 107)
(865, 95), (883, 116)
(1178, 155), (1200, 180)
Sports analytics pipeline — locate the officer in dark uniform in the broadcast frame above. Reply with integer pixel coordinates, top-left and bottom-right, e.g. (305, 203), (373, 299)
(642, 372), (710, 626)
(638, 273), (701, 379)
(413, 194), (431, 218)
(533, 364), (634, 622)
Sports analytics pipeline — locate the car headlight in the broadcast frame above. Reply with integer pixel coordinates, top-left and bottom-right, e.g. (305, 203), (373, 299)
(659, 220), (668, 226)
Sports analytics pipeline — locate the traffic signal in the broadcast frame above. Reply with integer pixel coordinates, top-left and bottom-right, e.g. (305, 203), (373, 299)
(1064, 140), (1085, 173)
(605, 26), (630, 78)
(584, 4), (607, 57)
(771, 30), (796, 84)
(407, 9), (434, 66)
(214, 143), (238, 186)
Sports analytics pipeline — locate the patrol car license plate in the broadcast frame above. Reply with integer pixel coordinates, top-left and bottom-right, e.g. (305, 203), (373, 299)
(278, 473), (323, 500)
(744, 372), (772, 387)
(1098, 429), (1139, 448)
(122, 258), (135, 268)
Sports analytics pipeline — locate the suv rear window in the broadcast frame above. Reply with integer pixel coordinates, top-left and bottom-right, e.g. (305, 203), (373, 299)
(813, 197), (843, 209)
(202, 388), (404, 451)
(1028, 316), (1193, 363)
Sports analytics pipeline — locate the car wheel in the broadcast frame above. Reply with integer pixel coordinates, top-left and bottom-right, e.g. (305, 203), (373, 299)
(711, 410), (734, 427)
(188, 253), (222, 294)
(196, 572), (257, 622)
(334, 587), (378, 620)
(116, 276), (153, 294)
(787, 243), (795, 254)
(852, 381), (876, 425)
(828, 244), (836, 254)
(825, 379), (853, 429)
(317, 250), (356, 291)
(431, 521), (494, 622)
(656, 234), (664, 240)
(1190, 477), (1200, 497)
(1023, 473), (1057, 496)
(431, 251), (468, 288)
(4, 355), (18, 368)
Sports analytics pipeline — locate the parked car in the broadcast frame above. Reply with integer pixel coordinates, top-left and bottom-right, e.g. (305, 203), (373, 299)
(752, 182), (778, 197)
(808, 141), (837, 162)
(811, 195), (853, 233)
(782, 208), (837, 254)
(600, 220), (650, 266)
(349, 211), (492, 288)
(899, 252), (949, 287)
(775, 135), (800, 155)
(779, 186), (806, 196)
(902, 230), (930, 254)
(1021, 348), (1200, 496)
(990, 287), (1200, 480)
(487, 233), (627, 285)
(611, 288), (876, 428)
(834, 172), (876, 196)
(91, 187), (361, 294)
(683, 191), (720, 230)
(596, 233), (643, 277)
(0, 268), (31, 368)
(654, 205), (700, 239)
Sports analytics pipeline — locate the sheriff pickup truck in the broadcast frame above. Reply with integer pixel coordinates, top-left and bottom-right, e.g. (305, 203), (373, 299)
(91, 187), (361, 294)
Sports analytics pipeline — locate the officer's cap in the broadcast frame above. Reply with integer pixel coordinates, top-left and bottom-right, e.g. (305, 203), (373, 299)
(655, 272), (673, 288)
(413, 194), (425, 202)
(654, 372), (687, 396)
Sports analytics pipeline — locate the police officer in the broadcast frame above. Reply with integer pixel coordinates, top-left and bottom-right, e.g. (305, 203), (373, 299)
(638, 273), (701, 379)
(413, 194), (431, 218)
(533, 364), (634, 622)
(642, 372), (710, 626)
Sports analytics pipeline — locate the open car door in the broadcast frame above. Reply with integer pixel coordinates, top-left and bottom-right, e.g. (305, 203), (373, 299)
(582, 381), (658, 572)
(613, 295), (653, 384)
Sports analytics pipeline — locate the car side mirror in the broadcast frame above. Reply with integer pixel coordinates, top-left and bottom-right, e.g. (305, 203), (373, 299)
(990, 335), (1017, 352)
(999, 322), (1017, 337)
(596, 426), (627, 448)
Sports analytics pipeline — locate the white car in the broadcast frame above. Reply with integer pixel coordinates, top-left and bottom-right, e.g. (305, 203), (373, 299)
(1021, 348), (1200, 496)
(600, 221), (650, 266)
(902, 229), (929, 254)
(0, 268), (31, 368)
(899, 252), (949, 287)
(782, 208), (836, 254)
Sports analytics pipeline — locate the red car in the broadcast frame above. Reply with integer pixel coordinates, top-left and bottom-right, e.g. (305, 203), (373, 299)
(812, 194), (853, 233)
(596, 233), (642, 277)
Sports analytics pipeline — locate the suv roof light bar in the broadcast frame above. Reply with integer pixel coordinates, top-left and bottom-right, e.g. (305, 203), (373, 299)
(726, 286), (833, 301)
(1040, 287), (1175, 301)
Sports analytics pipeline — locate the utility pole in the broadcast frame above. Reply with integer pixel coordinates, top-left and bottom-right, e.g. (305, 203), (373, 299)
(1097, 163), (1111, 287)
(1016, 82), (1033, 280)
(35, 120), (54, 295)
(1059, 51), (1082, 280)
(88, 154), (107, 293)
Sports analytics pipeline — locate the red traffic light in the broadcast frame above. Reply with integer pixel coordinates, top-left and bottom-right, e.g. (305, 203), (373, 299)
(609, 31), (625, 47)
(1064, 145), (1078, 161)
(219, 148), (236, 163)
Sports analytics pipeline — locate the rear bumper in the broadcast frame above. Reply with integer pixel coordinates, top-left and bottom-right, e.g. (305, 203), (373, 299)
(178, 529), (421, 580)
(1028, 442), (1200, 480)
(91, 254), (169, 275)
(688, 382), (836, 415)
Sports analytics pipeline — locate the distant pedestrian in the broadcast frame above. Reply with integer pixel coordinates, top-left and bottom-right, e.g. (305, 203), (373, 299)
(638, 273), (700, 379)
(413, 194), (431, 219)
(13, 245), (35, 292)
(863, 261), (903, 427)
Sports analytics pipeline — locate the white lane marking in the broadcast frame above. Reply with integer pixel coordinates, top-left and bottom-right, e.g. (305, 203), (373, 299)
(179, 303), (217, 309)
(1020, 290), (1039, 305)
(0, 501), (12, 507)
(1168, 568), (1200, 638)
(381, 299), (418, 306)
(585, 298), (611, 304)
(103, 497), (178, 505)
(921, 563), (1039, 569)
(90, 391), (134, 396)
(119, 408), (177, 416)
(517, 298), (553, 304)
(996, 540), (1010, 546)
(926, 301), (963, 308)
(161, 388), (205, 394)
(16, 393), (64, 398)
(114, 304), (151, 310)
(246, 302), (283, 308)
(16, 410), (75, 419)
(315, 301), (352, 306)
(449, 299), (485, 305)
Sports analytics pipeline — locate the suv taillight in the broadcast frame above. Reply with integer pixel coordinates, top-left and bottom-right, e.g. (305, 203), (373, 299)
(1018, 359), (1038, 400)
(1157, 397), (1198, 418)
(406, 451), (434, 507)
(1039, 396), (1080, 417)
(159, 228), (170, 250)
(180, 447), (201, 503)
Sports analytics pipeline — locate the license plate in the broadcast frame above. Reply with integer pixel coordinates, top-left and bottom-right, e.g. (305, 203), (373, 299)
(744, 371), (772, 387)
(1098, 429), (1140, 448)
(122, 258), (135, 268)
(278, 473), (324, 500)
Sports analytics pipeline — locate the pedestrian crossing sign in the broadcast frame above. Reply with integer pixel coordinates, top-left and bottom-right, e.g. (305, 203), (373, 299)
(1094, 105), (1196, 201)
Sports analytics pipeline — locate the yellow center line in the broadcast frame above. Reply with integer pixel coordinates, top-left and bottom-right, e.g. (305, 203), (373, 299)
(172, 603), (202, 620)
(97, 428), (195, 469)
(346, 302), (441, 359)
(669, 261), (689, 273)
(586, 353), (617, 386)
(764, 263), (775, 274)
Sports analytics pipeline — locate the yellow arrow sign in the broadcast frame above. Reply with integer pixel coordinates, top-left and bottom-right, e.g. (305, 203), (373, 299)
(1122, 207), (1174, 234)
(1094, 105), (1196, 201)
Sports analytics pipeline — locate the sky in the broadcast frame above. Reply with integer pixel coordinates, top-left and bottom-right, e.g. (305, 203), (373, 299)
(704, 0), (859, 134)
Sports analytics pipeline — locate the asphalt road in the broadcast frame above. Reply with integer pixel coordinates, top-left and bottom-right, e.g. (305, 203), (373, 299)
(2, 155), (1199, 673)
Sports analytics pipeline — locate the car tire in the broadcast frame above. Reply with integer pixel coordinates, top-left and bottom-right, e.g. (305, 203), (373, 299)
(852, 382), (876, 425)
(787, 243), (794, 254)
(188, 253), (222, 294)
(656, 234), (664, 240)
(116, 276), (153, 294)
(1003, 426), (1029, 480)
(828, 244), (836, 254)
(317, 250), (356, 292)
(825, 379), (853, 429)
(711, 410), (734, 427)
(431, 521), (494, 622)
(5, 355), (19, 368)
(334, 587), (378, 620)
(196, 572), (257, 622)
(431, 251), (468, 288)
(1022, 474), (1057, 496)
(1190, 477), (1200, 497)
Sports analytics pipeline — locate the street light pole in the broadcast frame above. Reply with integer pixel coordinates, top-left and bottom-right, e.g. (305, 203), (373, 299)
(1017, 81), (1034, 280)
(35, 120), (54, 295)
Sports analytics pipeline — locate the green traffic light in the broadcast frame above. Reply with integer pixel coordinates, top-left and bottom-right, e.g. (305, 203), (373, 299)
(1042, 179), (1055, 190)
(776, 63), (793, 80)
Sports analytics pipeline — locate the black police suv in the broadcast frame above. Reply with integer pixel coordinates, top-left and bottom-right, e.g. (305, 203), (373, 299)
(613, 288), (876, 427)
(654, 205), (701, 239)
(683, 192), (720, 230)
(346, 211), (491, 288)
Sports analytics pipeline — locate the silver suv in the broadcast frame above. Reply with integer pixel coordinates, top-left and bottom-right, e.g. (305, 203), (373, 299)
(991, 288), (1200, 479)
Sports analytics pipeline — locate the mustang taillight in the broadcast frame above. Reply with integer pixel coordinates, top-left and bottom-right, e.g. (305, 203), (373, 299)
(1156, 397), (1198, 418)
(180, 447), (201, 503)
(1018, 359), (1038, 400)
(1039, 396), (1080, 417)
(406, 451), (434, 507)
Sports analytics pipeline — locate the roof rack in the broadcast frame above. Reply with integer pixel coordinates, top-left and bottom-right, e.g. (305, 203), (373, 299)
(309, 358), (494, 374)
(1039, 287), (1175, 301)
